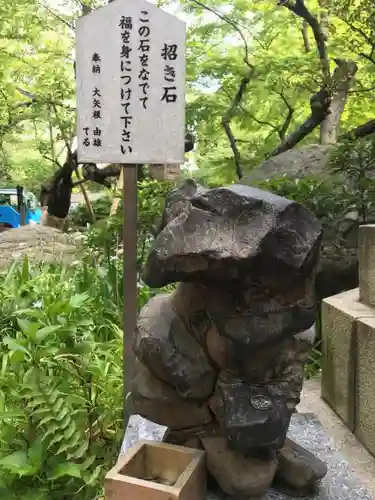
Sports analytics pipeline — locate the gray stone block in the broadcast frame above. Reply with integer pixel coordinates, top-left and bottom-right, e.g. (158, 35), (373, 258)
(120, 413), (372, 500)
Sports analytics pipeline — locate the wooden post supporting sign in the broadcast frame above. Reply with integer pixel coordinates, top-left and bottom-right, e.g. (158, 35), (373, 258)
(122, 165), (137, 421)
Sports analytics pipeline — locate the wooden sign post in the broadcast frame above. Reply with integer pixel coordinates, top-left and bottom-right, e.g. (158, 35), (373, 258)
(75, 0), (186, 425)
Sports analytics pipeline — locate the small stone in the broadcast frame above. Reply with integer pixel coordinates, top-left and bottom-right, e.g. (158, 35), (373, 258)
(202, 436), (277, 497)
(134, 293), (216, 400)
(164, 431), (203, 450)
(131, 360), (212, 429)
(275, 438), (327, 492)
(209, 379), (292, 453)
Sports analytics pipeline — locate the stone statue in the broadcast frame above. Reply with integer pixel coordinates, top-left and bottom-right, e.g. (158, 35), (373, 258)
(131, 180), (327, 498)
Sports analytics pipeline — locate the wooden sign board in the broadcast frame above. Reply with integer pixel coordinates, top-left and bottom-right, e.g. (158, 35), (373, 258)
(76, 0), (186, 165)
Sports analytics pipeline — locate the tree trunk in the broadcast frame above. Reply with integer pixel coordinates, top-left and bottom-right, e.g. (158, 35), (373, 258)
(320, 60), (358, 144)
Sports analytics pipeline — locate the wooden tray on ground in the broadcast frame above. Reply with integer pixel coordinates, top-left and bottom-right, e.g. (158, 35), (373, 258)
(105, 440), (206, 500)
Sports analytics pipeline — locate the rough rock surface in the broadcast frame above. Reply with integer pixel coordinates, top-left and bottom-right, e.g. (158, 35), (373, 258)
(144, 183), (322, 289)
(276, 438), (327, 493)
(242, 144), (333, 184)
(205, 285), (316, 351)
(133, 293), (215, 400)
(131, 360), (212, 429)
(0, 225), (79, 269)
(202, 435), (278, 497)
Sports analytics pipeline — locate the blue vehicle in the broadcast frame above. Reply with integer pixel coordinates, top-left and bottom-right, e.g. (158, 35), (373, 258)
(0, 187), (43, 232)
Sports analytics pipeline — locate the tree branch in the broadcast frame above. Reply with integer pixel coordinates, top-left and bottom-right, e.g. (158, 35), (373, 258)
(267, 87), (330, 158)
(245, 89), (294, 141)
(359, 50), (375, 66)
(348, 85), (375, 94)
(222, 72), (254, 179)
(246, 112), (279, 132)
(276, 89), (294, 140)
(278, 0), (330, 84)
(42, 155), (61, 168)
(188, 0), (255, 178)
(339, 16), (375, 66)
(42, 3), (75, 32)
(339, 119), (375, 141)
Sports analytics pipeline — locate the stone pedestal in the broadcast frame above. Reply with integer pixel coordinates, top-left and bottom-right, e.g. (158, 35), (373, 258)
(119, 413), (373, 500)
(359, 224), (375, 307)
(322, 224), (375, 456)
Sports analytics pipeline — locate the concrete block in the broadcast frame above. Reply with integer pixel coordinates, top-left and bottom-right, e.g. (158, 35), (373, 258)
(359, 224), (375, 307)
(356, 316), (375, 456)
(321, 289), (375, 429)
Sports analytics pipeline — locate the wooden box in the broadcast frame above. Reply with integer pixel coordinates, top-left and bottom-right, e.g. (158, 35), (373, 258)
(105, 440), (206, 500)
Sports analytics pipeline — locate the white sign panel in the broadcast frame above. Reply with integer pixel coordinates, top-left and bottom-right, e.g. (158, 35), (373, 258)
(76, 0), (186, 164)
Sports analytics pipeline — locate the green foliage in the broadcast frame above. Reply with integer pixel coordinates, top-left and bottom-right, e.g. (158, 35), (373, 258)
(253, 142), (375, 258)
(328, 136), (375, 224)
(70, 194), (113, 228)
(0, 256), (123, 500)
(255, 175), (344, 223)
(76, 179), (173, 269)
(0, 0), (374, 187)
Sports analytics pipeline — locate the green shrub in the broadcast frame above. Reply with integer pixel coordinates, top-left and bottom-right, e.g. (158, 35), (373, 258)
(69, 194), (113, 228)
(0, 256), (123, 500)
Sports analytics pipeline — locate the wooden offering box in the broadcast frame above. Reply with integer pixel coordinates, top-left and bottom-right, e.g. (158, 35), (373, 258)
(105, 440), (206, 500)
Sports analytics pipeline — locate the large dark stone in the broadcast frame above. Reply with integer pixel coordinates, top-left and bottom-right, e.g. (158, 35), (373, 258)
(133, 293), (216, 400)
(143, 182), (322, 289)
(131, 360), (213, 429)
(209, 380), (292, 453)
(205, 286), (316, 350)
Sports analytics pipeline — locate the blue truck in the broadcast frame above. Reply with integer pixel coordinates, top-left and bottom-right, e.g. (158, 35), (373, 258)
(0, 187), (43, 232)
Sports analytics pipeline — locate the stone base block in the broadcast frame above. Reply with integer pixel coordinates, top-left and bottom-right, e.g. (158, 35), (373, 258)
(321, 288), (375, 429)
(359, 224), (375, 307)
(356, 317), (375, 456)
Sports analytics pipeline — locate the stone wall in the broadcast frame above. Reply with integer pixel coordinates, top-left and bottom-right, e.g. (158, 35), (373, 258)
(322, 224), (375, 455)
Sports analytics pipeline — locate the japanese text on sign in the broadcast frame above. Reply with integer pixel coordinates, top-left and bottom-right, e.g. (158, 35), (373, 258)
(138, 10), (150, 110)
(161, 43), (178, 103)
(119, 15), (133, 155)
(76, 0), (186, 164)
(82, 53), (104, 148)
